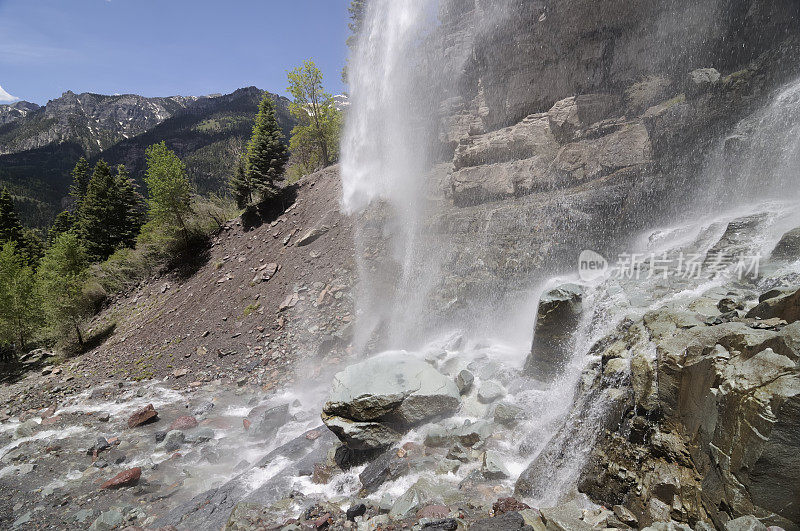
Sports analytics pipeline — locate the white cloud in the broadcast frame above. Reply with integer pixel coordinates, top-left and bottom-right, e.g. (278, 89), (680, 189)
(0, 84), (19, 103)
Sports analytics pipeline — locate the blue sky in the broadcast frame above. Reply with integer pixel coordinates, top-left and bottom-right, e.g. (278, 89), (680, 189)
(0, 0), (351, 104)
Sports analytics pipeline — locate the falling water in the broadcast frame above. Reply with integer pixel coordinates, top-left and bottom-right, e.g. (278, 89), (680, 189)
(341, 0), (451, 350)
(339, 0), (800, 511)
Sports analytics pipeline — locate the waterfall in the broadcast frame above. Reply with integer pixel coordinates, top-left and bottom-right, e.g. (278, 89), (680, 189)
(340, 0), (449, 351)
(339, 0), (800, 511)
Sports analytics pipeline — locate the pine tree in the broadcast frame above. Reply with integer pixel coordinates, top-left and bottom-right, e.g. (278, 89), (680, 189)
(229, 156), (252, 209)
(0, 189), (25, 246)
(111, 164), (145, 249)
(49, 210), (76, 244)
(243, 95), (289, 203)
(69, 157), (91, 207)
(144, 142), (193, 246)
(0, 242), (40, 351)
(75, 161), (143, 262)
(36, 232), (89, 346)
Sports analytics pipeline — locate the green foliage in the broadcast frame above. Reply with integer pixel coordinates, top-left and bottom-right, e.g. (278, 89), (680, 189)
(144, 142), (193, 245)
(0, 188), (25, 247)
(287, 60), (342, 172)
(69, 157), (90, 207)
(232, 96), (289, 207)
(0, 188), (39, 265)
(49, 210), (75, 243)
(0, 242), (41, 351)
(343, 0), (368, 82)
(229, 157), (251, 208)
(36, 232), (90, 346)
(75, 161), (144, 261)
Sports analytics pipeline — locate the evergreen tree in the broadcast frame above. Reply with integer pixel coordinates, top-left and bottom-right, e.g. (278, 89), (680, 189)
(75, 161), (143, 261)
(49, 210), (76, 244)
(0, 242), (40, 351)
(241, 95), (289, 203)
(229, 156), (252, 208)
(69, 157), (91, 207)
(36, 232), (89, 346)
(0, 189), (25, 246)
(111, 164), (145, 248)
(144, 142), (193, 246)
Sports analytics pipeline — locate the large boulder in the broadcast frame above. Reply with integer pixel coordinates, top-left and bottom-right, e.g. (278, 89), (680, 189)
(747, 287), (800, 324)
(523, 284), (584, 381)
(770, 227), (800, 261)
(322, 354), (460, 450)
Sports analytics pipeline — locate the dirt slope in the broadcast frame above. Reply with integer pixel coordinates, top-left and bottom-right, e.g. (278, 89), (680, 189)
(71, 166), (352, 391)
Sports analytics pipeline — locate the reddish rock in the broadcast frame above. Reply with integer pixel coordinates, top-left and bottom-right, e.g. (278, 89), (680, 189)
(41, 405), (58, 419)
(201, 417), (234, 429)
(169, 416), (198, 431)
(312, 464), (333, 485)
(100, 467), (141, 489)
(127, 404), (158, 428)
(41, 415), (61, 426)
(313, 513), (331, 529)
(492, 497), (531, 515)
(417, 505), (450, 519)
(305, 429), (321, 440)
(243, 419), (251, 430)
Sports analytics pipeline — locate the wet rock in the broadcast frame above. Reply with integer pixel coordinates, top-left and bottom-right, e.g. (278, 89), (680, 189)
(494, 402), (526, 426)
(612, 505), (638, 527)
(482, 450), (510, 479)
(97, 412), (110, 422)
(389, 478), (439, 520)
(100, 467), (141, 489)
(686, 68), (721, 98)
(169, 416), (198, 431)
(718, 296), (744, 313)
(456, 370), (474, 395)
(417, 505), (450, 519)
(224, 502), (276, 530)
(724, 516), (768, 531)
(493, 497), (531, 515)
(248, 403), (290, 439)
(185, 427), (215, 444)
(424, 420), (493, 447)
(346, 503), (366, 521)
(746, 287), (800, 323)
(323, 354), (460, 450)
(472, 511), (532, 531)
(548, 94), (618, 143)
(422, 518), (459, 530)
(770, 227), (800, 261)
(539, 504), (592, 531)
(524, 284), (584, 381)
(127, 404), (158, 428)
(14, 419), (37, 438)
(155, 430), (185, 453)
(477, 381), (507, 403)
(446, 443), (470, 462)
(193, 401), (214, 417)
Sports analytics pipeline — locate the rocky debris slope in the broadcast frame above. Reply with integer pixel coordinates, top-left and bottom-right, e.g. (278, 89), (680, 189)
(0, 166), (354, 415)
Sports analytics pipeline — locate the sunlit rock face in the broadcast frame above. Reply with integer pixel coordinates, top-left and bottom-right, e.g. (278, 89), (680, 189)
(322, 354), (460, 450)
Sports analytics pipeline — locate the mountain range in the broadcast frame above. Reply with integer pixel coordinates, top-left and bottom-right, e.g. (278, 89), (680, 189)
(0, 87), (295, 227)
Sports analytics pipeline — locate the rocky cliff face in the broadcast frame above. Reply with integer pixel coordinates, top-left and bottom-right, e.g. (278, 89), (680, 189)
(428, 0), (800, 307)
(0, 91), (197, 157)
(0, 101), (40, 127)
